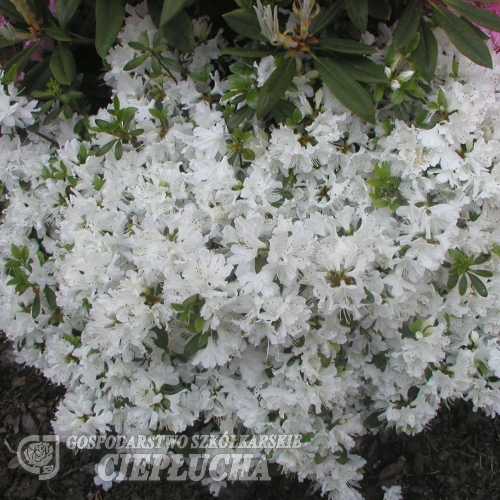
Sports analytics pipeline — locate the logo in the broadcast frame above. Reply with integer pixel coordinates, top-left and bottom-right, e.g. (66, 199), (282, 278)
(17, 435), (60, 480)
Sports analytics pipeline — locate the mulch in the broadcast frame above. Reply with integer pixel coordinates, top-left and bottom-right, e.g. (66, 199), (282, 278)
(1, 332), (499, 500)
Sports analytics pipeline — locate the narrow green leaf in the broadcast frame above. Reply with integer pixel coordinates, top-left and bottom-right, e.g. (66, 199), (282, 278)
(163, 10), (195, 53)
(328, 55), (389, 84)
(32, 293), (41, 319)
(368, 0), (391, 20)
(45, 25), (73, 42)
(471, 254), (491, 266)
(50, 43), (77, 85)
(0, 0), (24, 22)
(317, 38), (377, 55)
(95, 140), (118, 157)
(345, 0), (369, 33)
(160, 0), (188, 27)
(123, 53), (148, 71)
(256, 56), (296, 119)
(226, 104), (255, 130)
(394, 0), (421, 50)
(444, 0), (500, 32)
(311, 0), (343, 35)
(147, 0), (163, 28)
(468, 269), (493, 278)
(447, 271), (459, 290)
(371, 198), (390, 208)
(95, 0), (126, 58)
(223, 9), (267, 41)
(2, 42), (40, 75)
(468, 273), (488, 297)
(413, 19), (438, 83)
(44, 286), (58, 310)
(313, 56), (375, 123)
(220, 48), (272, 58)
(459, 274), (468, 295)
(183, 332), (209, 357)
(128, 41), (148, 51)
(194, 317), (205, 333)
(114, 141), (123, 160)
(432, 4), (492, 68)
(56, 0), (83, 29)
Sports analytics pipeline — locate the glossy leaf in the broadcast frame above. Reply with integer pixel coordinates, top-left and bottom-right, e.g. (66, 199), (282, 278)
(317, 38), (377, 55)
(44, 286), (58, 310)
(32, 293), (40, 319)
(223, 9), (267, 41)
(447, 271), (459, 290)
(313, 56), (375, 123)
(3, 42), (40, 75)
(459, 274), (468, 295)
(328, 55), (389, 84)
(345, 0), (368, 33)
(394, 0), (421, 50)
(163, 10), (195, 53)
(56, 0), (82, 29)
(50, 43), (76, 85)
(123, 53), (148, 71)
(432, 4), (492, 68)
(160, 0), (189, 27)
(368, 0), (391, 20)
(183, 332), (209, 357)
(95, 0), (125, 58)
(468, 273), (488, 297)
(256, 56), (297, 119)
(413, 19), (438, 82)
(444, 0), (500, 32)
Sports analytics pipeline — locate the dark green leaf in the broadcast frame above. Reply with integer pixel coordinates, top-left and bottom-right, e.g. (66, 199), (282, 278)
(223, 9), (267, 41)
(413, 19), (438, 83)
(95, 0), (125, 58)
(161, 57), (184, 73)
(468, 269), (493, 278)
(314, 453), (327, 464)
(0, 0), (24, 22)
(328, 54), (389, 84)
(459, 274), (468, 295)
(468, 273), (488, 297)
(45, 25), (73, 41)
(128, 41), (148, 51)
(50, 43), (77, 84)
(444, 0), (500, 32)
(313, 56), (375, 123)
(3, 42), (40, 75)
(256, 56), (297, 119)
(147, 0), (163, 27)
(317, 38), (376, 55)
(226, 104), (255, 130)
(311, 0), (343, 35)
(471, 253), (491, 266)
(368, 0), (391, 20)
(114, 141), (123, 160)
(32, 293), (40, 319)
(432, 4), (492, 68)
(160, 0), (188, 27)
(364, 410), (384, 428)
(44, 286), (58, 310)
(183, 332), (209, 357)
(447, 271), (459, 290)
(95, 140), (118, 157)
(394, 0), (421, 50)
(123, 53), (148, 71)
(220, 48), (272, 58)
(345, 0), (369, 33)
(163, 10), (195, 53)
(194, 317), (205, 333)
(56, 0), (83, 29)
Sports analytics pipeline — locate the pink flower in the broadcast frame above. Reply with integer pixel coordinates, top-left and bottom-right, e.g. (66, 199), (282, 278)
(476, 2), (500, 51)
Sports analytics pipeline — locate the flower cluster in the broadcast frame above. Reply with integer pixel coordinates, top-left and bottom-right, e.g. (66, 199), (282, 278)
(2, 3), (500, 499)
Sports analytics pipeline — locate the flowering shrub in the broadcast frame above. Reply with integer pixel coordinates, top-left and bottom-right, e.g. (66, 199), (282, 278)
(2, 1), (500, 499)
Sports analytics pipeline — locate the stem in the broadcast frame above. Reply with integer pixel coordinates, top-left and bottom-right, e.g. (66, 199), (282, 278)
(152, 52), (178, 84)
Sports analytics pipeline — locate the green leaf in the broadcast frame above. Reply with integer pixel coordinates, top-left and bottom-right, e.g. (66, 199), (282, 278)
(364, 410), (384, 428)
(56, 0), (83, 29)
(313, 56), (376, 123)
(163, 10), (195, 53)
(471, 254), (491, 266)
(371, 198), (390, 208)
(314, 453), (327, 464)
(2, 42), (40, 75)
(310, 0), (342, 35)
(317, 38), (376, 55)
(123, 53), (148, 71)
(468, 269), (493, 278)
(194, 316), (205, 333)
(368, 0), (391, 20)
(223, 9), (267, 41)
(114, 141), (123, 160)
(160, 0), (189, 27)
(183, 332), (209, 357)
(345, 0), (369, 33)
(226, 104), (255, 130)
(147, 0), (163, 28)
(95, 140), (118, 157)
(95, 0), (125, 59)
(432, 4), (492, 69)
(44, 286), (58, 310)
(444, 0), (500, 32)
(161, 57), (184, 74)
(447, 271), (459, 290)
(256, 56), (297, 119)
(0, 0), (24, 22)
(45, 25), (73, 42)
(11, 244), (23, 261)
(328, 55), (389, 84)
(50, 43), (77, 84)
(220, 48), (272, 58)
(393, 0), (421, 51)
(391, 88), (406, 105)
(459, 274), (468, 295)
(32, 293), (41, 319)
(171, 303), (184, 312)
(468, 273), (488, 297)
(413, 19), (438, 83)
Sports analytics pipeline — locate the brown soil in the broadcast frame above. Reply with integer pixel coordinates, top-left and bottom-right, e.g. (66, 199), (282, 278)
(1, 333), (500, 500)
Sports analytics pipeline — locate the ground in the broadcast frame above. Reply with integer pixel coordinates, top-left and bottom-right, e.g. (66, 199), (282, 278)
(1, 333), (500, 500)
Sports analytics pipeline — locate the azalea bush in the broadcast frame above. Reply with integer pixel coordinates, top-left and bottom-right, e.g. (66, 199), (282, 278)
(2, 0), (500, 499)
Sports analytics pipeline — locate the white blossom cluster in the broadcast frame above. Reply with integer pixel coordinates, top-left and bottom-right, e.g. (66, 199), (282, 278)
(2, 4), (500, 499)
